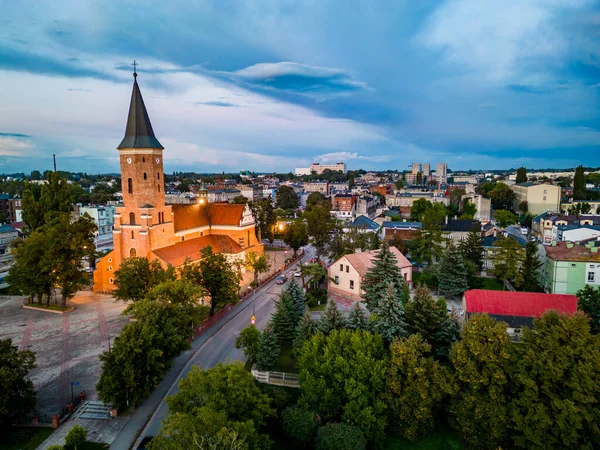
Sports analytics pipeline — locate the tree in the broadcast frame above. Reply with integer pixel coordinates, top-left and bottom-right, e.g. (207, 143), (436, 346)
(113, 257), (176, 302)
(199, 246), (242, 316)
(518, 200), (528, 213)
(318, 299), (346, 334)
(0, 339), (36, 422)
(293, 310), (318, 350)
(492, 235), (525, 288)
(283, 220), (309, 257)
(458, 225), (483, 271)
(235, 325), (261, 362)
(282, 406), (320, 445)
(494, 209), (518, 227)
(510, 312), (600, 449)
(245, 251), (270, 286)
(250, 198), (277, 242)
(275, 185), (300, 210)
(65, 425), (87, 450)
(412, 205), (446, 265)
(298, 330), (388, 443)
(449, 314), (513, 449)
(315, 423), (367, 450)
(151, 363), (275, 450)
(521, 240), (543, 292)
(576, 285), (600, 334)
(304, 203), (337, 259)
(573, 165), (586, 200)
(488, 182), (516, 210)
(347, 301), (369, 330)
(286, 281), (306, 318)
(256, 325), (280, 371)
(361, 241), (408, 312)
(231, 195), (248, 204)
(395, 179), (404, 190)
(516, 167), (527, 183)
(370, 283), (407, 344)
(272, 291), (301, 345)
(460, 199), (476, 219)
(410, 198), (432, 221)
(438, 243), (469, 297)
(404, 287), (459, 360)
(306, 192), (326, 207)
(387, 335), (453, 441)
(449, 188), (466, 206)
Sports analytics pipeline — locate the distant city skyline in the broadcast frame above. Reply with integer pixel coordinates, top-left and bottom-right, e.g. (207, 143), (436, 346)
(1, 1), (599, 174)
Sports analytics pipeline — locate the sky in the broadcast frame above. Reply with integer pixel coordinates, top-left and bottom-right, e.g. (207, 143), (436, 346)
(1, 0), (600, 174)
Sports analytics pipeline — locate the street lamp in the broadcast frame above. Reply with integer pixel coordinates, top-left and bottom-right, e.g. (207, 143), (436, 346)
(248, 286), (257, 324)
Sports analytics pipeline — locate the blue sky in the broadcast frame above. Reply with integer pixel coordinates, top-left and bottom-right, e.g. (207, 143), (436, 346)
(1, 0), (599, 174)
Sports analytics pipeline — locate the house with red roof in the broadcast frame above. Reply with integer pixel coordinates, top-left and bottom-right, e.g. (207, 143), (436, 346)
(462, 289), (579, 339)
(328, 247), (412, 300)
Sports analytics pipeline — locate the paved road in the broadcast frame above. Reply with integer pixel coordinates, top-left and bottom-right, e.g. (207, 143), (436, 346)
(110, 247), (314, 450)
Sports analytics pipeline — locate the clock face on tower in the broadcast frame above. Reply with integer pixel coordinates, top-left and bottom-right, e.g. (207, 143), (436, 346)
(126, 157), (132, 164)
(156, 157), (160, 164)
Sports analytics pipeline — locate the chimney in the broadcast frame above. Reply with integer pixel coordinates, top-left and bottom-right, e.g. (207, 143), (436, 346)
(566, 242), (574, 249)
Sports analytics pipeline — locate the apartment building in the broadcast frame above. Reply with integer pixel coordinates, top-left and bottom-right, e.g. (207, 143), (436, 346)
(542, 241), (600, 294)
(331, 194), (356, 220)
(510, 183), (560, 215)
(309, 162), (346, 174)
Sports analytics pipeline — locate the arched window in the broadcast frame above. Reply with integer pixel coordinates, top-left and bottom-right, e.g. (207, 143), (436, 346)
(130, 248), (137, 258)
(143, 172), (147, 180)
(129, 212), (135, 224)
(128, 178), (133, 194)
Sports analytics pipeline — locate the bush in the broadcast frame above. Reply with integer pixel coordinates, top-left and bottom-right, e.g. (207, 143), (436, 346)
(259, 384), (294, 413)
(315, 423), (367, 450)
(282, 405), (320, 445)
(48, 446), (63, 450)
(64, 424), (87, 450)
(307, 287), (327, 307)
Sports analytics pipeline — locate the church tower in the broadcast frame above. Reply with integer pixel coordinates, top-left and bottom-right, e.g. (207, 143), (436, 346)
(112, 70), (175, 266)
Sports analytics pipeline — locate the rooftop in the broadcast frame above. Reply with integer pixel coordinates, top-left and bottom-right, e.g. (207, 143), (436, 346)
(464, 289), (578, 318)
(152, 235), (244, 267)
(347, 215), (379, 231)
(545, 241), (600, 262)
(382, 221), (422, 229)
(341, 247), (412, 277)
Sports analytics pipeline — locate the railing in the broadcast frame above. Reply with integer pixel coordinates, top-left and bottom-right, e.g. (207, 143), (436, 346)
(251, 368), (300, 388)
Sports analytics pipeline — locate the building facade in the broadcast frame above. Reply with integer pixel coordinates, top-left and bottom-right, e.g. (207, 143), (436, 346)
(94, 73), (262, 292)
(309, 162), (346, 174)
(436, 163), (448, 184)
(510, 183), (561, 215)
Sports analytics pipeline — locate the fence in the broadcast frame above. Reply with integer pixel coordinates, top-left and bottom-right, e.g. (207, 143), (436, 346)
(251, 368), (300, 388)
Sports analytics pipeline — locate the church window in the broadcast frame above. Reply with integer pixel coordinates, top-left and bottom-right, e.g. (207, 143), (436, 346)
(108, 266), (113, 271)
(181, 236), (185, 242)
(144, 172), (147, 180)
(131, 231), (134, 239)
(109, 278), (114, 284)
(239, 237), (245, 247)
(143, 157), (146, 163)
(158, 185), (161, 192)
(130, 248), (137, 258)
(157, 172), (160, 180)
(128, 178), (133, 194)
(130, 212), (135, 224)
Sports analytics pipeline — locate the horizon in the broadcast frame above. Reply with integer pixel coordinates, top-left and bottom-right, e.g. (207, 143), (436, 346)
(1, 1), (599, 173)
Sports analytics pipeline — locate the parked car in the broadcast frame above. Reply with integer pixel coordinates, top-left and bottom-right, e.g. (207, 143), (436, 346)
(293, 269), (302, 277)
(310, 257), (318, 263)
(276, 276), (288, 285)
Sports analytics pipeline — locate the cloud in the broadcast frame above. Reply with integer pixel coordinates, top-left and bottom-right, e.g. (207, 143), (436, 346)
(218, 62), (370, 99)
(66, 88), (91, 92)
(0, 132), (31, 138)
(195, 100), (240, 107)
(507, 83), (570, 94)
(0, 136), (34, 156)
(315, 151), (391, 164)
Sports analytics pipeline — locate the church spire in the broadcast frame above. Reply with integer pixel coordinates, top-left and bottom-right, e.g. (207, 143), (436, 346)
(117, 67), (164, 150)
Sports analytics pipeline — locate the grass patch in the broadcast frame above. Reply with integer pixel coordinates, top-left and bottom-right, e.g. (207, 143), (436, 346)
(24, 303), (68, 311)
(479, 277), (504, 291)
(0, 427), (54, 450)
(385, 428), (463, 450)
(308, 302), (327, 312)
(274, 346), (298, 373)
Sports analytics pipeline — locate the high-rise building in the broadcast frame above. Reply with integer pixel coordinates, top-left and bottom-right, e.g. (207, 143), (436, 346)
(423, 163), (431, 177)
(436, 163), (448, 184)
(309, 162), (346, 174)
(411, 162), (422, 175)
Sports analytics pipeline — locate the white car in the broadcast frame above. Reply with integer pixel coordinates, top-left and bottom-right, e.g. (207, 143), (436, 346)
(293, 270), (302, 277)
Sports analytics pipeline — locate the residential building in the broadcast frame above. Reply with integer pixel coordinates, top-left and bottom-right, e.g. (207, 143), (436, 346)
(554, 224), (600, 243)
(0, 194), (8, 222)
(532, 213), (600, 245)
(309, 162), (346, 174)
(7, 197), (22, 223)
(355, 195), (377, 218)
(542, 241), (600, 294)
(344, 215), (380, 233)
(386, 192), (449, 208)
(94, 73), (262, 292)
(303, 181), (329, 195)
(0, 224), (19, 255)
(436, 163), (448, 184)
(328, 247), (412, 299)
(329, 182), (350, 194)
(380, 221), (422, 241)
(238, 185), (263, 202)
(462, 289), (578, 340)
(452, 175), (478, 184)
(331, 194), (356, 220)
(206, 188), (241, 203)
(510, 183), (560, 215)
(294, 167), (311, 176)
(423, 164), (431, 178)
(461, 194), (491, 223)
(411, 162), (421, 175)
(444, 219), (481, 242)
(79, 205), (117, 238)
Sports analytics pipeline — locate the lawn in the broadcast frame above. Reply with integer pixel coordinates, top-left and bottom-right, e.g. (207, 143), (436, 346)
(0, 427), (54, 450)
(479, 277), (504, 291)
(24, 303), (69, 311)
(308, 301), (326, 312)
(385, 428), (463, 450)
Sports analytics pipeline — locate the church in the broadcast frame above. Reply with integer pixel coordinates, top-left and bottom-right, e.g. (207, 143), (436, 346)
(93, 72), (262, 292)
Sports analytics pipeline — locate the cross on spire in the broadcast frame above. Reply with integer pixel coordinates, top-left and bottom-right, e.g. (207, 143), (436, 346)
(132, 60), (138, 78)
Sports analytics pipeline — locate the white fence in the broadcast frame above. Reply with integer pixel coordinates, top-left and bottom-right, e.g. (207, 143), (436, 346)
(251, 368), (300, 388)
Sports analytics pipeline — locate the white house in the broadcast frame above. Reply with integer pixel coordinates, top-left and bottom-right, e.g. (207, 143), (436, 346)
(328, 247), (412, 300)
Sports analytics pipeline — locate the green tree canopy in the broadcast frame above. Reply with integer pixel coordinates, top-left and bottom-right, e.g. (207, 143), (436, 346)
(449, 314), (513, 449)
(199, 246), (242, 316)
(458, 225), (484, 271)
(231, 195), (248, 204)
(370, 283), (407, 344)
(347, 301), (369, 331)
(315, 423), (367, 450)
(298, 329), (388, 443)
(488, 182), (516, 210)
(516, 167), (527, 184)
(282, 220), (309, 256)
(521, 240), (543, 292)
(318, 298), (346, 334)
(573, 165), (586, 200)
(250, 197), (277, 242)
(306, 191), (326, 207)
(410, 198), (433, 221)
(438, 243), (469, 297)
(576, 285), (600, 334)
(245, 251), (270, 286)
(492, 235), (525, 288)
(275, 185), (300, 210)
(235, 325), (261, 362)
(304, 203), (337, 259)
(0, 339), (36, 422)
(256, 325), (280, 371)
(113, 257), (176, 302)
(494, 209), (518, 227)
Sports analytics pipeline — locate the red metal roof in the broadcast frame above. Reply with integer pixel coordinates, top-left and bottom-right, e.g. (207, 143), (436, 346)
(464, 289), (578, 318)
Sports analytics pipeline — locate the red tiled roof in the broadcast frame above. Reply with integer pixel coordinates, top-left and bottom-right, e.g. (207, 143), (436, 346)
(545, 241), (600, 262)
(172, 203), (245, 232)
(152, 235), (244, 267)
(464, 289), (578, 318)
(343, 247), (412, 277)
(8, 221), (25, 229)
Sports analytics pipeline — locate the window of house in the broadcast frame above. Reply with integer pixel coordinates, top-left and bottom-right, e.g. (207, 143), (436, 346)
(543, 196), (547, 201)
(108, 258), (112, 263)
(200, 231), (204, 237)
(346, 265), (349, 273)
(128, 178), (133, 194)
(350, 280), (355, 290)
(340, 263), (343, 271)
(239, 237), (245, 247)
(571, 264), (577, 268)
(181, 236), (185, 242)
(334, 276), (339, 285)
(588, 272), (595, 282)
(142, 157), (145, 163)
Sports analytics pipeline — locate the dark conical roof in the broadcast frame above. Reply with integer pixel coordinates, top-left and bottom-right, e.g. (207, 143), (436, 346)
(117, 74), (164, 149)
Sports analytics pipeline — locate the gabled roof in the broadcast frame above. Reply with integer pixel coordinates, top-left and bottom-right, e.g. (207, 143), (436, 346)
(117, 74), (164, 150)
(464, 289), (578, 318)
(340, 247), (412, 278)
(382, 221), (422, 229)
(545, 241), (600, 262)
(347, 215), (379, 230)
(152, 235), (244, 267)
(0, 224), (18, 234)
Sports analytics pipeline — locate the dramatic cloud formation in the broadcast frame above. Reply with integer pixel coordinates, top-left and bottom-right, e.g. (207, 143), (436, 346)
(0, 0), (599, 173)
